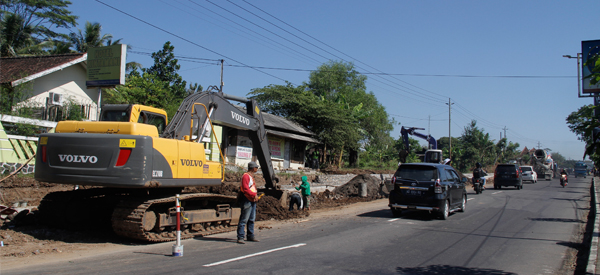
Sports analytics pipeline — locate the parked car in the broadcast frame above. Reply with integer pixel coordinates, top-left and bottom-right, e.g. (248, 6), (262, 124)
(494, 164), (523, 189)
(519, 165), (537, 183)
(388, 163), (467, 219)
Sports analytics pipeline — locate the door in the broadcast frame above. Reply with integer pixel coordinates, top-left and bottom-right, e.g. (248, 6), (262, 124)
(445, 169), (462, 204)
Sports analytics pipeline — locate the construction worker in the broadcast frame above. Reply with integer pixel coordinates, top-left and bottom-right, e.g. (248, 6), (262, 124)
(236, 161), (260, 244)
(312, 150), (319, 170)
(293, 176), (311, 211)
(288, 191), (303, 211)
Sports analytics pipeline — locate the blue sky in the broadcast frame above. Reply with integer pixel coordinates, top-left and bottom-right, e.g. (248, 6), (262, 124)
(68, 0), (597, 160)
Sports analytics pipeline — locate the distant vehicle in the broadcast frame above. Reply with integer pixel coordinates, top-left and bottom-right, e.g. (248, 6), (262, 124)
(520, 166), (537, 183)
(399, 127), (443, 164)
(531, 149), (553, 181)
(494, 164), (523, 190)
(574, 162), (587, 178)
(388, 163), (467, 220)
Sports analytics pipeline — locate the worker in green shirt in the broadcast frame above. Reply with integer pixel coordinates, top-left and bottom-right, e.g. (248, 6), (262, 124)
(293, 176), (311, 211)
(312, 150), (319, 170)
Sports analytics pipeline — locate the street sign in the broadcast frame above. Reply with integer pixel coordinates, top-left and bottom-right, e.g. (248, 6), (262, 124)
(581, 40), (600, 93)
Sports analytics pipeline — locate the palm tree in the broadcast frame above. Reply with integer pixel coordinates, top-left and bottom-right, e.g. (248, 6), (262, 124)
(69, 21), (115, 53)
(0, 13), (36, 56)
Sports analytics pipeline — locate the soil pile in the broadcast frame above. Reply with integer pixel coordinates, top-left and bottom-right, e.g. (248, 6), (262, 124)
(332, 174), (384, 199)
(256, 196), (308, 221)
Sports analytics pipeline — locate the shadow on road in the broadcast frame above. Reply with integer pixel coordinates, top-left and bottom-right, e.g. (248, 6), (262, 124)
(357, 209), (393, 218)
(527, 217), (584, 223)
(396, 264), (516, 275)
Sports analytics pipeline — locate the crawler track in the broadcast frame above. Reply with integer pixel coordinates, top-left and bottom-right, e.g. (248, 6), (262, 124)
(39, 189), (240, 242)
(112, 193), (239, 242)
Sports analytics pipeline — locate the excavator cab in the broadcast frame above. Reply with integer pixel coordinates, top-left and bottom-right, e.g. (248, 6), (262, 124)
(424, 149), (443, 164)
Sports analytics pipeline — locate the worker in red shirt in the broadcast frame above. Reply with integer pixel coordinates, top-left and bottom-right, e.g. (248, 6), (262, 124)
(237, 161), (260, 244)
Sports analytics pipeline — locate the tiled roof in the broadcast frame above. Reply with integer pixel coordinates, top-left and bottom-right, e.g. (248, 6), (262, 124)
(0, 53), (86, 85)
(235, 106), (318, 142)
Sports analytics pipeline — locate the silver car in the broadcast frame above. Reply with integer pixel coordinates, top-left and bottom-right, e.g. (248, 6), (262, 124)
(520, 166), (537, 183)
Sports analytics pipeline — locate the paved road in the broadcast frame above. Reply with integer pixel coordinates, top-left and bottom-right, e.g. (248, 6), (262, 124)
(4, 176), (590, 275)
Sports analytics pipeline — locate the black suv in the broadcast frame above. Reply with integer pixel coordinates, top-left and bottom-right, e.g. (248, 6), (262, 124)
(388, 163), (467, 219)
(494, 164), (523, 190)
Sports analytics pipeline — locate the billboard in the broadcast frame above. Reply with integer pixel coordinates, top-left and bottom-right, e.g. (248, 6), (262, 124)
(582, 40), (600, 93)
(86, 44), (127, 87)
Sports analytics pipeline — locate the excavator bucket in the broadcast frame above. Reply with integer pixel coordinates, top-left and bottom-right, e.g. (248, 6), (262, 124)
(258, 188), (289, 208)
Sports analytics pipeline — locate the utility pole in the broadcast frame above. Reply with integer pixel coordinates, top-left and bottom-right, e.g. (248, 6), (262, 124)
(446, 98), (454, 159)
(219, 59), (224, 92)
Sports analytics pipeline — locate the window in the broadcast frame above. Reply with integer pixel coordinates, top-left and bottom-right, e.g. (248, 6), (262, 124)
(395, 165), (439, 181)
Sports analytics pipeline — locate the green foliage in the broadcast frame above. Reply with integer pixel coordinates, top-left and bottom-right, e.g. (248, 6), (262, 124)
(566, 104), (600, 166)
(1, 0), (77, 57)
(144, 41), (187, 100)
(69, 21), (117, 53)
(250, 61), (393, 168)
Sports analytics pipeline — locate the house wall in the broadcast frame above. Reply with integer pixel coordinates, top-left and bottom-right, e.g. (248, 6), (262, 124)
(17, 64), (99, 120)
(223, 130), (308, 170)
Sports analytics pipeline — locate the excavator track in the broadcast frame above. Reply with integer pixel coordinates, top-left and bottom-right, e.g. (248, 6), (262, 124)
(112, 193), (240, 242)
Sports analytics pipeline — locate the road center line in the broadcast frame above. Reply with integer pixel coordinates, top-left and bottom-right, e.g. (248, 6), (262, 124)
(203, 243), (307, 267)
(491, 191), (503, 194)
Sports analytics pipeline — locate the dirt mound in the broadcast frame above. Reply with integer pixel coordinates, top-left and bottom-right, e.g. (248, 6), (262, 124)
(256, 195), (308, 221)
(333, 174), (384, 198)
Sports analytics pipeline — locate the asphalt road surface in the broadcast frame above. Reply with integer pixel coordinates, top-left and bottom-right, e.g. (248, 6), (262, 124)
(4, 176), (590, 275)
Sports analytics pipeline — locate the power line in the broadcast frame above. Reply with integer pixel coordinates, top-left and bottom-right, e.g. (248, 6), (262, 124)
(94, 0), (290, 84)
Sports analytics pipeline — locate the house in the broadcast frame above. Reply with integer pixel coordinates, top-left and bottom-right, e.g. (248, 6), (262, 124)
(219, 107), (319, 170)
(1, 53), (98, 121)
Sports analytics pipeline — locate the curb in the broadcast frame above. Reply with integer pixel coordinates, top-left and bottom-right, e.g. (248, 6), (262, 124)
(588, 177), (599, 274)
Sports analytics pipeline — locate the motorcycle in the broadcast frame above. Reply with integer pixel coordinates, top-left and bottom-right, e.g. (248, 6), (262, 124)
(560, 174), (568, 188)
(473, 177), (484, 194)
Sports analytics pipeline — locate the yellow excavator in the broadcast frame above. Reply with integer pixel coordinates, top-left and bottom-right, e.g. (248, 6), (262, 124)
(34, 90), (280, 242)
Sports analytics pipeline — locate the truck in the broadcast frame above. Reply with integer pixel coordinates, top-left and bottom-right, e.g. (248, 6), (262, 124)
(531, 149), (553, 181)
(574, 161), (588, 178)
(399, 126), (443, 164)
(34, 90), (281, 242)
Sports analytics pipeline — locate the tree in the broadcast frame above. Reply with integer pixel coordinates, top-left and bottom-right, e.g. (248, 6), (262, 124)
(1, 0), (77, 56)
(250, 61), (394, 168)
(566, 104), (600, 166)
(144, 41), (187, 100)
(305, 61), (393, 167)
(69, 21), (119, 53)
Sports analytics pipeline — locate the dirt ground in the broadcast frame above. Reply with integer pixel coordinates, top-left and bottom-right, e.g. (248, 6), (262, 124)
(0, 171), (387, 260)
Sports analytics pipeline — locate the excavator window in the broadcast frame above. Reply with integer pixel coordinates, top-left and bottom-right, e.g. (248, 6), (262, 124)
(101, 110), (129, 122)
(139, 111), (167, 135)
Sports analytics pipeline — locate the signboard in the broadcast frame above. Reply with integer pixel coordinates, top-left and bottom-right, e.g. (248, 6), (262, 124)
(268, 138), (283, 159)
(86, 44), (127, 87)
(582, 40), (600, 93)
(236, 146), (252, 159)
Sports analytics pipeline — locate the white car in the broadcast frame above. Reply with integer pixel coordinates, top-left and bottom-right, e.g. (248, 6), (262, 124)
(520, 166), (537, 183)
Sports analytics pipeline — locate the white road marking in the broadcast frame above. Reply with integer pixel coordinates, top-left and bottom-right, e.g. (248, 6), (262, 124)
(388, 218), (400, 222)
(491, 191), (503, 194)
(203, 243), (306, 267)
(467, 198), (475, 201)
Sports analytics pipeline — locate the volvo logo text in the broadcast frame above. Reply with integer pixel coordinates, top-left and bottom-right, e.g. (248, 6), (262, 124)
(231, 111), (250, 125)
(58, 154), (98, 163)
(180, 159), (203, 167)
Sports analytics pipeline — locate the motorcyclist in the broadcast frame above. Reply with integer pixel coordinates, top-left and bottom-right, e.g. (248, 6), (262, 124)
(560, 169), (568, 183)
(473, 162), (488, 190)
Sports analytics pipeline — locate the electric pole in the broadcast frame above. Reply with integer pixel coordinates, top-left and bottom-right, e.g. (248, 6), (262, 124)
(446, 98), (454, 160)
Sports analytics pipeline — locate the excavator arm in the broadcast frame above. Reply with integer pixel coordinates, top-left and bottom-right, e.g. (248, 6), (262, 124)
(399, 126), (442, 164)
(162, 91), (278, 189)
(401, 126), (437, 150)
